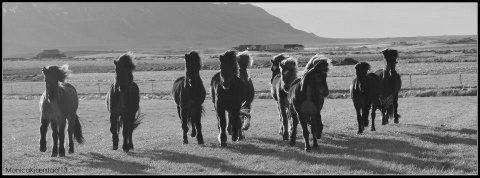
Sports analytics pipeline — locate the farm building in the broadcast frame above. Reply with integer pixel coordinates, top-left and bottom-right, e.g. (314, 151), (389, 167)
(234, 43), (304, 51)
(284, 44), (304, 50)
(33, 49), (66, 59)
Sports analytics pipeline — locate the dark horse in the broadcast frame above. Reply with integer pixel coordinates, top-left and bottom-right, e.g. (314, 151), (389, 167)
(287, 56), (332, 152)
(350, 62), (382, 134)
(39, 64), (84, 157)
(372, 49), (402, 125)
(211, 50), (247, 146)
(269, 54), (291, 141)
(227, 51), (255, 139)
(106, 52), (142, 152)
(172, 51), (206, 144)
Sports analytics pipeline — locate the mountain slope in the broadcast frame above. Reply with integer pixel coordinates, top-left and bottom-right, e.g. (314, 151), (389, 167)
(2, 2), (331, 56)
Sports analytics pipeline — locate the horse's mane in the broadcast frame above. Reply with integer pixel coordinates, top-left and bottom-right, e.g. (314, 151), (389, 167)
(220, 50), (240, 77)
(43, 64), (71, 82)
(355, 62), (371, 72)
(303, 54), (332, 77)
(237, 51), (254, 70)
(116, 52), (136, 71)
(301, 58), (332, 91)
(280, 57), (298, 73)
(186, 51), (202, 69)
(271, 54), (287, 65)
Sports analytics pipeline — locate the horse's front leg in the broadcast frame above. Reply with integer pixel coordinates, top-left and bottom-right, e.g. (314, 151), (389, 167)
(381, 108), (388, 125)
(180, 108), (189, 144)
(51, 121), (58, 157)
(279, 97), (290, 141)
(289, 106), (299, 146)
(193, 105), (204, 144)
(216, 106), (227, 147)
(298, 114), (311, 152)
(370, 103), (378, 131)
(393, 94), (400, 124)
(121, 115), (130, 153)
(109, 113), (119, 150)
(230, 109), (241, 142)
(40, 117), (49, 152)
(355, 106), (363, 134)
(67, 117), (74, 153)
(58, 120), (67, 157)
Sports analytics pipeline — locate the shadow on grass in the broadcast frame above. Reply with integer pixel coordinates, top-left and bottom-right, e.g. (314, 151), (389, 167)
(133, 149), (273, 174)
(404, 124), (478, 135)
(255, 133), (476, 173)
(222, 140), (401, 174)
(52, 152), (153, 174)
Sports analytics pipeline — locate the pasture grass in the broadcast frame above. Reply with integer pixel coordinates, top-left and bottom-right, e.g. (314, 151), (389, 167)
(2, 97), (477, 174)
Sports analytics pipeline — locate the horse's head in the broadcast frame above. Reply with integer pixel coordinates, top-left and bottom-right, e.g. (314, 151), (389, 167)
(219, 50), (239, 90)
(279, 57), (298, 92)
(42, 64), (70, 101)
(304, 57), (332, 97)
(382, 48), (398, 70)
(184, 51), (202, 88)
(270, 54), (287, 77)
(354, 62), (370, 93)
(114, 52), (135, 87)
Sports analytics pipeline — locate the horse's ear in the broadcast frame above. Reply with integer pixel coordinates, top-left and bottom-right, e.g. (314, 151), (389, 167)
(42, 67), (47, 74)
(185, 53), (189, 61)
(113, 60), (118, 65)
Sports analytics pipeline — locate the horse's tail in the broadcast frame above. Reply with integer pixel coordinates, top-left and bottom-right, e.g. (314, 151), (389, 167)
(133, 107), (144, 130)
(73, 114), (85, 144)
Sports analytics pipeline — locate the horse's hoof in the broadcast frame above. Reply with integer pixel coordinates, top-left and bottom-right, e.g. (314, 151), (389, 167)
(68, 148), (74, 154)
(220, 142), (227, 147)
(40, 146), (47, 152)
(59, 148), (65, 157)
(122, 145), (130, 152)
(59, 152), (66, 157)
(371, 128), (376, 131)
(357, 131), (363, 135)
(51, 152), (58, 157)
(112, 145), (118, 150)
(312, 144), (319, 149)
(183, 139), (188, 144)
(394, 120), (399, 124)
(129, 144), (134, 150)
(191, 132), (196, 138)
(305, 148), (311, 152)
(198, 140), (204, 145)
(289, 140), (296, 146)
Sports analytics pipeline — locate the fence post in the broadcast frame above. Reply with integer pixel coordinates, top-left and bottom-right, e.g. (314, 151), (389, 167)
(31, 86), (33, 94)
(11, 85), (13, 94)
(151, 82), (154, 94)
(459, 72), (463, 89)
(409, 73), (412, 91)
(98, 83), (101, 94)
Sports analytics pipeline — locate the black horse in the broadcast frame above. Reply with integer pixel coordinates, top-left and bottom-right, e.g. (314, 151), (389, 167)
(39, 64), (84, 157)
(287, 56), (332, 152)
(372, 49), (402, 125)
(269, 54), (291, 141)
(350, 62), (381, 134)
(227, 51), (254, 139)
(172, 51), (206, 144)
(211, 50), (247, 147)
(106, 52), (142, 152)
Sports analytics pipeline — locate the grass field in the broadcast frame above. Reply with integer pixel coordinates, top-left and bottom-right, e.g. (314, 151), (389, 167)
(1, 96), (477, 175)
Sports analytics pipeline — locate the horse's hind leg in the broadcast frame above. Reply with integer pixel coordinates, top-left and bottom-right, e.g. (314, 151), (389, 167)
(40, 117), (49, 152)
(381, 108), (388, 125)
(58, 120), (67, 157)
(109, 113), (119, 150)
(51, 121), (59, 157)
(370, 104), (377, 131)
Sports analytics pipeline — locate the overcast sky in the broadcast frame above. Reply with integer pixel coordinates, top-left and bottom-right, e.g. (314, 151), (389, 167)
(250, 3), (477, 38)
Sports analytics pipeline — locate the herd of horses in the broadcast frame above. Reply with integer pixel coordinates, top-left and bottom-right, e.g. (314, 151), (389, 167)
(38, 48), (401, 156)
